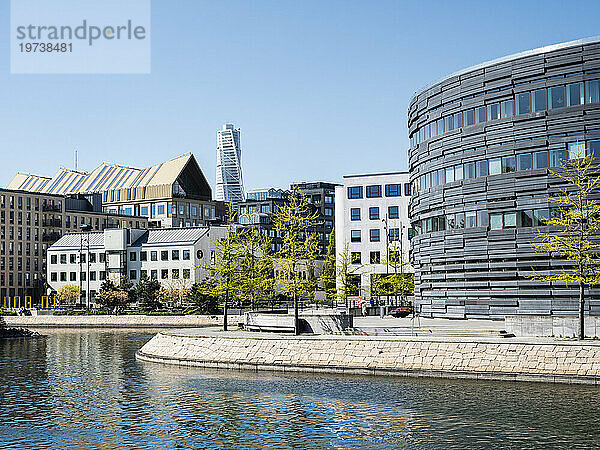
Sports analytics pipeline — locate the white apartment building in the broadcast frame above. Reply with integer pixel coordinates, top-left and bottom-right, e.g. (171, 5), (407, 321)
(334, 172), (412, 302)
(47, 227), (225, 304)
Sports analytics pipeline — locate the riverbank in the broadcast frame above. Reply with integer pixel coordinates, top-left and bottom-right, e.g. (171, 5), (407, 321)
(137, 328), (600, 384)
(3, 314), (242, 328)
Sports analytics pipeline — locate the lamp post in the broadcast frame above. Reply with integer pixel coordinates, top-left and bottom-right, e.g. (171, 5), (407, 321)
(381, 215), (389, 310)
(80, 224), (92, 309)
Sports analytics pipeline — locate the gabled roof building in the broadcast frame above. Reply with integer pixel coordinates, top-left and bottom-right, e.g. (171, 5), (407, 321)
(8, 153), (218, 229)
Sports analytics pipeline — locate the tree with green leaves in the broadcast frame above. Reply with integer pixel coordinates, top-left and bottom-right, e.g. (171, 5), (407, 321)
(372, 249), (414, 302)
(197, 203), (240, 331)
(237, 226), (274, 310)
(320, 228), (337, 305)
(335, 243), (363, 312)
(57, 284), (81, 306)
(95, 278), (133, 313)
(187, 281), (219, 314)
(530, 144), (600, 340)
(273, 186), (320, 335)
(135, 274), (162, 311)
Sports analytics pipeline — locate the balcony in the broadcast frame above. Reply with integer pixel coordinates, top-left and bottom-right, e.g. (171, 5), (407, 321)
(42, 232), (62, 243)
(42, 204), (62, 213)
(42, 218), (62, 228)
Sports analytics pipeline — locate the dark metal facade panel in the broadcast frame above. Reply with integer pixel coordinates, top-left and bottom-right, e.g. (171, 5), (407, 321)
(408, 38), (600, 318)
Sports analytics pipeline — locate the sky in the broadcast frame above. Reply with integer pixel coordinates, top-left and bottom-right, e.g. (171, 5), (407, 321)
(1, 0), (600, 192)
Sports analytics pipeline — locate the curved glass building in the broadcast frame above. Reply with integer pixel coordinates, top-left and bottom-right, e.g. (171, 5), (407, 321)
(408, 37), (600, 318)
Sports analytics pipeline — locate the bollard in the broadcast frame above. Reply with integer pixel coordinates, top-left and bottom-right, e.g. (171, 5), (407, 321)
(25, 296), (32, 309)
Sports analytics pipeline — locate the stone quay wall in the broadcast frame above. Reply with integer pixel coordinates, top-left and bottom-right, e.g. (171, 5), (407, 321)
(137, 332), (600, 384)
(3, 314), (240, 328)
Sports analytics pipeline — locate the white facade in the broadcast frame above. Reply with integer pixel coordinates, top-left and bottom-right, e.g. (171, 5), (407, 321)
(334, 172), (412, 301)
(47, 227), (225, 303)
(215, 124), (245, 205)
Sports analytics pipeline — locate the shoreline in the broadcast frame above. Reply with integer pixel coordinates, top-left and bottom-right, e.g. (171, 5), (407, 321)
(136, 329), (600, 385)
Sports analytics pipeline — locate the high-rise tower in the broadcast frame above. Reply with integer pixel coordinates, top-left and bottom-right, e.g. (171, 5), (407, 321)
(215, 124), (245, 206)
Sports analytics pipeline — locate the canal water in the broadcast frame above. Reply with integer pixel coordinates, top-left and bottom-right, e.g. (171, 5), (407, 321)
(1, 329), (599, 450)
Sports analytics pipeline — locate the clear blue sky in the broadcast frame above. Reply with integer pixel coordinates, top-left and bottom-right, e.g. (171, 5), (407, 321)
(1, 0), (600, 192)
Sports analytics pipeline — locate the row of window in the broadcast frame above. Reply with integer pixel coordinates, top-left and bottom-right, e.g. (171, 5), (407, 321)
(347, 183), (411, 200)
(350, 206), (401, 221)
(350, 228), (406, 243)
(50, 249), (193, 264)
(0, 271), (39, 287)
(50, 267), (193, 283)
(410, 79), (600, 148)
(414, 207), (557, 235)
(415, 140), (599, 193)
(0, 195), (62, 212)
(0, 256), (40, 272)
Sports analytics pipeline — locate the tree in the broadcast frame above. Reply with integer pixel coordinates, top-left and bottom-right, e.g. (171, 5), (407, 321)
(335, 243), (363, 312)
(159, 278), (192, 309)
(57, 284), (80, 306)
(188, 281), (219, 314)
(95, 279), (133, 313)
(135, 274), (162, 311)
(372, 249), (414, 302)
(198, 203), (240, 331)
(530, 144), (600, 340)
(236, 225), (274, 310)
(273, 186), (320, 335)
(320, 228), (337, 305)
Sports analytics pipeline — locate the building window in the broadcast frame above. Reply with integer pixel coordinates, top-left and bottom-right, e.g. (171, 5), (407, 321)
(183, 250), (191, 260)
(151, 270), (157, 280)
(533, 151), (549, 169)
(464, 162), (476, 179)
(549, 85), (566, 109)
(370, 251), (380, 264)
(369, 207), (379, 220)
(51, 255), (57, 264)
(389, 228), (399, 241)
(183, 269), (190, 279)
(464, 108), (475, 126)
(347, 186), (363, 199)
(172, 269), (179, 279)
(487, 103), (499, 120)
(501, 156), (516, 173)
(476, 160), (488, 177)
(324, 207), (333, 216)
(388, 206), (399, 219)
(99, 271), (106, 281)
(385, 184), (401, 197)
(161, 269), (168, 279)
(366, 185), (382, 198)
(566, 83), (583, 106)
(500, 99), (514, 118)
(161, 251), (168, 261)
(60, 272), (67, 282)
(150, 251), (157, 261)
(351, 252), (361, 264)
(129, 252), (137, 262)
(517, 153), (532, 171)
(70, 254), (76, 264)
(172, 250), (180, 260)
(140, 251), (147, 261)
(51, 272), (57, 282)
(404, 183), (411, 196)
(70, 272), (77, 282)
(550, 149), (568, 167)
(586, 80), (600, 104)
(532, 88), (547, 111)
(129, 270), (137, 280)
(351, 230), (361, 242)
(350, 208), (360, 221)
(369, 229), (380, 242)
(475, 106), (486, 124)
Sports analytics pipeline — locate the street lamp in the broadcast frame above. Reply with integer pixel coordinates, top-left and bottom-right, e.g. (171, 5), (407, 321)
(80, 224), (92, 309)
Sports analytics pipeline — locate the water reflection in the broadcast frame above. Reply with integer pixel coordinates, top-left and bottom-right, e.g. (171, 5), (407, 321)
(0, 329), (599, 449)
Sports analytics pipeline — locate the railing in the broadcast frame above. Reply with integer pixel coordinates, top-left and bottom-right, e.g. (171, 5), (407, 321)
(42, 204), (62, 212)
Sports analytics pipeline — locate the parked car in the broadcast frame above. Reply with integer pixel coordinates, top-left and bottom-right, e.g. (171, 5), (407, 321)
(390, 305), (413, 318)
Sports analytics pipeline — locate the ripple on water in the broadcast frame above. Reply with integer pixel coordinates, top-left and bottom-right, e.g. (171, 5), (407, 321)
(1, 330), (599, 450)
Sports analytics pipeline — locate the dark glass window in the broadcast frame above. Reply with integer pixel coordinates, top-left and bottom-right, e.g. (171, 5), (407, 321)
(369, 229), (380, 242)
(502, 156), (516, 173)
(516, 92), (531, 115)
(430, 121), (436, 137)
(477, 210), (489, 228)
(388, 206), (399, 219)
(347, 186), (363, 199)
(444, 115), (453, 132)
(464, 162), (476, 179)
(140, 251), (147, 261)
(351, 230), (361, 242)
(588, 140), (600, 159)
(533, 209), (549, 227)
(350, 208), (361, 221)
(533, 88), (547, 111)
(550, 149), (568, 167)
(501, 99), (514, 118)
(566, 83), (583, 106)
(487, 103), (499, 120)
(586, 80), (600, 104)
(549, 85), (566, 109)
(519, 210), (533, 227)
(161, 251), (168, 261)
(369, 207), (380, 220)
(351, 252), (361, 264)
(454, 111), (463, 128)
(517, 153), (532, 171)
(437, 118), (444, 134)
(533, 151), (549, 169)
(404, 183), (411, 196)
(365, 185), (382, 198)
(464, 109), (475, 126)
(384, 184), (401, 197)
(476, 160), (488, 177)
(475, 106), (486, 124)
(370, 251), (380, 264)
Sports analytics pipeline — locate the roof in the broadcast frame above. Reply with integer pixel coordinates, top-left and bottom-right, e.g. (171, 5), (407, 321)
(411, 35), (600, 101)
(343, 171), (409, 179)
(131, 227), (211, 246)
(7, 153), (202, 196)
(49, 232), (105, 249)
